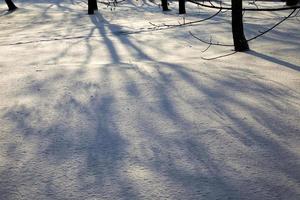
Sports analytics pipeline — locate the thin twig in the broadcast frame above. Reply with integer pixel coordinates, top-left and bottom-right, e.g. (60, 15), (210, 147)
(149, 8), (222, 28)
(201, 51), (238, 60)
(189, 31), (233, 47)
(187, 0), (300, 11)
(247, 8), (297, 42)
(201, 36), (212, 52)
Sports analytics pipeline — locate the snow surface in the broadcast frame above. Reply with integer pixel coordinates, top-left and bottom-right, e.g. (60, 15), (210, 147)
(0, 0), (300, 199)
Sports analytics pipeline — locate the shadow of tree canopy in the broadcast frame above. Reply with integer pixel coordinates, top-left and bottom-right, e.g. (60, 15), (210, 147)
(1, 59), (300, 199)
(1, 0), (300, 199)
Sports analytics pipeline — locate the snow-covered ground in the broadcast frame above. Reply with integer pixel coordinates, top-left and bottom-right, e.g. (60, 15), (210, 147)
(0, 0), (300, 199)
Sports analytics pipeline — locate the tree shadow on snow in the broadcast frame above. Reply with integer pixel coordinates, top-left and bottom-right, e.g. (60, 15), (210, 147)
(247, 50), (300, 72)
(1, 1), (300, 200)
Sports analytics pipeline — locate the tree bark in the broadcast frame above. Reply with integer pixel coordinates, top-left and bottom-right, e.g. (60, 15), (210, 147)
(88, 0), (98, 14)
(286, 0), (299, 6)
(161, 0), (169, 11)
(88, 0), (94, 14)
(93, 0), (98, 11)
(231, 0), (249, 51)
(179, 0), (186, 14)
(5, 0), (17, 11)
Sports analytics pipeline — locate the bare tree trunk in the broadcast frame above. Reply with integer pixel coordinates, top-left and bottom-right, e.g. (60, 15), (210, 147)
(179, 0), (186, 14)
(286, 0), (299, 6)
(88, 0), (98, 14)
(93, 0), (98, 11)
(231, 0), (249, 51)
(161, 0), (169, 11)
(88, 0), (94, 14)
(5, 0), (17, 11)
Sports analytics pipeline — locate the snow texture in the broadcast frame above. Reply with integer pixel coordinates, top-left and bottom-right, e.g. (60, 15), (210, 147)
(0, 0), (300, 199)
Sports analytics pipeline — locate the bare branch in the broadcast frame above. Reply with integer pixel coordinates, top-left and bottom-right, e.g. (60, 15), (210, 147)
(247, 8), (297, 42)
(201, 51), (237, 60)
(187, 0), (300, 11)
(189, 31), (233, 47)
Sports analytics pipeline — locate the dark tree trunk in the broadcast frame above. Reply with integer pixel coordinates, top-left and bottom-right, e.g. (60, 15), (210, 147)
(231, 0), (249, 51)
(88, 0), (98, 14)
(93, 0), (98, 11)
(5, 0), (17, 11)
(179, 0), (186, 14)
(286, 0), (299, 6)
(161, 0), (169, 11)
(88, 0), (94, 14)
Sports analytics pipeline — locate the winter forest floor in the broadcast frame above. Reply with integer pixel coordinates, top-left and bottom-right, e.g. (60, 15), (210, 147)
(0, 0), (300, 199)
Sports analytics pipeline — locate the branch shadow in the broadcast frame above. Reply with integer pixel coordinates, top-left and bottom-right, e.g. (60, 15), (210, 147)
(1, 1), (300, 199)
(247, 50), (300, 72)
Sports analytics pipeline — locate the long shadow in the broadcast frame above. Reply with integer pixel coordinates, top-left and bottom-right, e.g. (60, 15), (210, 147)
(89, 12), (121, 63)
(88, 11), (153, 63)
(1, 1), (300, 199)
(247, 50), (300, 72)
